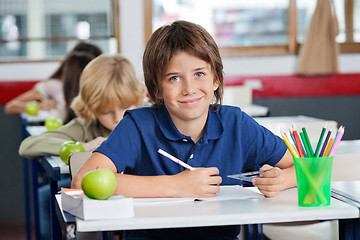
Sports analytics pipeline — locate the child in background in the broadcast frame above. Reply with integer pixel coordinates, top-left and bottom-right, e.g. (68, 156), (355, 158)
(58, 51), (95, 123)
(19, 53), (146, 158)
(19, 54), (146, 239)
(72, 20), (296, 240)
(4, 41), (102, 118)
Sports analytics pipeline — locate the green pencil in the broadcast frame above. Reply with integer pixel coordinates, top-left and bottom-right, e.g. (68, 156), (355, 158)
(314, 122), (327, 157)
(302, 127), (314, 157)
(300, 132), (311, 158)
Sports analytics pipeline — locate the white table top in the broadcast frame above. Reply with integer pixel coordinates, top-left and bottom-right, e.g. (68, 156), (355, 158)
(26, 125), (47, 136)
(21, 109), (65, 123)
(51, 156), (69, 174)
(56, 187), (359, 232)
(21, 110), (51, 123)
(336, 140), (360, 154)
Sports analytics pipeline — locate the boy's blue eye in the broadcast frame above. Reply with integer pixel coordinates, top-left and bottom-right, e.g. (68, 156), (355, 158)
(169, 76), (180, 82)
(195, 72), (205, 78)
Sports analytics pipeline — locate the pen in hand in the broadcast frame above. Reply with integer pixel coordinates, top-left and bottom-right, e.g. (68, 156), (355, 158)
(158, 149), (196, 171)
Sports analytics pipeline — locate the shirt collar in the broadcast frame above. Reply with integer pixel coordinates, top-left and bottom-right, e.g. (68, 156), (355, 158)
(156, 106), (223, 142)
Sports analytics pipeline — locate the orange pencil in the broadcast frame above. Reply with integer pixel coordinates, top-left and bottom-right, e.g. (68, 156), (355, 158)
(323, 138), (334, 157)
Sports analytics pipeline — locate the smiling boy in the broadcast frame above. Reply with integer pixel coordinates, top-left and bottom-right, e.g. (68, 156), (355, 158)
(72, 20), (296, 240)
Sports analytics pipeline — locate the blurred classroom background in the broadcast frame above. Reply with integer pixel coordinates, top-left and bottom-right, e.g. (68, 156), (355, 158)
(0, 0), (359, 239)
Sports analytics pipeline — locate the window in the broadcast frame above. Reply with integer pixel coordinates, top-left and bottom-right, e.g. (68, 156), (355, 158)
(146, 0), (360, 55)
(0, 0), (119, 61)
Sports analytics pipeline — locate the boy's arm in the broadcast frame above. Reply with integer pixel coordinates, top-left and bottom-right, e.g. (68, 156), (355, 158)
(252, 150), (296, 197)
(19, 119), (86, 159)
(5, 88), (55, 114)
(71, 152), (222, 198)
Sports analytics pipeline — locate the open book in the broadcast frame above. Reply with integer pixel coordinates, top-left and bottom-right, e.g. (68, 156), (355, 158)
(134, 185), (263, 206)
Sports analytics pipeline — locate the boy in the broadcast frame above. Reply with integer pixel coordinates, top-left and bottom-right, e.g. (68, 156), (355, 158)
(72, 21), (296, 240)
(19, 54), (146, 239)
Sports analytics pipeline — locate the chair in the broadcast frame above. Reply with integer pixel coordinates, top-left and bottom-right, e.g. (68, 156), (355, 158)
(68, 151), (92, 179)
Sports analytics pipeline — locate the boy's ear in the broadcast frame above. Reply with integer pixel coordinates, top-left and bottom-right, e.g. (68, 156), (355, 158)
(213, 79), (220, 91)
(156, 89), (163, 100)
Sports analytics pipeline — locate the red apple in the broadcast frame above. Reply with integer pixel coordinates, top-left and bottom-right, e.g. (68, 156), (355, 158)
(59, 141), (85, 164)
(45, 117), (63, 131)
(81, 168), (117, 200)
(25, 101), (39, 116)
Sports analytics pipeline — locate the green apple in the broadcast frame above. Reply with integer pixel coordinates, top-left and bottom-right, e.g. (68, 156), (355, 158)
(25, 101), (39, 116)
(81, 168), (117, 200)
(59, 141), (85, 164)
(45, 117), (63, 131)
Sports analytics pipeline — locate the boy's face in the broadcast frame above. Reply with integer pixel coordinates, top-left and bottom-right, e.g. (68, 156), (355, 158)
(96, 105), (135, 130)
(158, 51), (219, 130)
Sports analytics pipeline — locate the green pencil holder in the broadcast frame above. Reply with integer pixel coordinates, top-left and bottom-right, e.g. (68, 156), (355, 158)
(293, 156), (333, 207)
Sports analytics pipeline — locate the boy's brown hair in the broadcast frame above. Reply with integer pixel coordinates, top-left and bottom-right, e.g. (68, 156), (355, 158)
(143, 20), (224, 110)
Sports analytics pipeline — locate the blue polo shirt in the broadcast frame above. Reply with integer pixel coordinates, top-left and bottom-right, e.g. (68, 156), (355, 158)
(96, 105), (287, 240)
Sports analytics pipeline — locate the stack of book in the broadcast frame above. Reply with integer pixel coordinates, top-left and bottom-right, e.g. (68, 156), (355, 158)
(61, 188), (134, 220)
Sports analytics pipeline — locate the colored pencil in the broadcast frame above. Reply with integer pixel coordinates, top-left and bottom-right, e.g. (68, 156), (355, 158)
(158, 149), (196, 171)
(289, 129), (296, 146)
(281, 130), (299, 158)
(295, 128), (307, 157)
(292, 126), (304, 158)
(323, 138), (334, 157)
(319, 130), (331, 157)
(314, 122), (327, 157)
(300, 132), (311, 157)
(329, 126), (342, 154)
(329, 126), (345, 157)
(302, 127), (314, 157)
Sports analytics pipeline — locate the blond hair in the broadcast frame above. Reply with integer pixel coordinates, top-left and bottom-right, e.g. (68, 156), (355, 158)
(72, 54), (146, 122)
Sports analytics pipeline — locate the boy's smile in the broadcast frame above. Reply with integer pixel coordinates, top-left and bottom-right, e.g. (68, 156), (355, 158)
(159, 51), (219, 141)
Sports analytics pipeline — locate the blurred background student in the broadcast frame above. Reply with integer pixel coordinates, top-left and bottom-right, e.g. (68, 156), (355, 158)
(19, 53), (147, 239)
(4, 41), (102, 123)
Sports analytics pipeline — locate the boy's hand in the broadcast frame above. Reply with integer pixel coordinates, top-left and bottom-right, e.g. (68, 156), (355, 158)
(251, 164), (285, 197)
(173, 167), (222, 198)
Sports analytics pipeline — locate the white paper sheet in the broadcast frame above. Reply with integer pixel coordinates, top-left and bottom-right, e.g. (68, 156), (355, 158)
(134, 185), (263, 206)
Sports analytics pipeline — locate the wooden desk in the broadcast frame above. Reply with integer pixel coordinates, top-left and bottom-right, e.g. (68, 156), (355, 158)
(41, 156), (69, 240)
(22, 121), (48, 240)
(21, 110), (51, 124)
(55, 188), (359, 239)
(24, 125), (68, 240)
(331, 181), (360, 239)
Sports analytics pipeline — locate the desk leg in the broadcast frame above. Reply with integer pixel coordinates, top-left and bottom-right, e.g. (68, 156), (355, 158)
(243, 224), (263, 240)
(102, 231), (112, 240)
(50, 178), (60, 240)
(23, 158), (31, 240)
(339, 218), (360, 240)
(31, 159), (41, 240)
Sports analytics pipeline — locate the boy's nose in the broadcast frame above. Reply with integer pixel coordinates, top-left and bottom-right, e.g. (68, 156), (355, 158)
(182, 78), (196, 95)
(113, 109), (125, 123)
